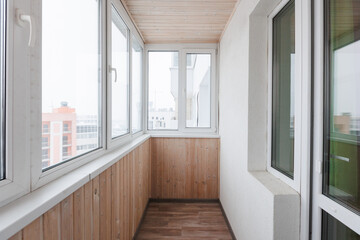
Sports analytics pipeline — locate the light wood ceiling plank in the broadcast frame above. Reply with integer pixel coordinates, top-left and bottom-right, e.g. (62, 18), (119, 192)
(122, 0), (238, 43)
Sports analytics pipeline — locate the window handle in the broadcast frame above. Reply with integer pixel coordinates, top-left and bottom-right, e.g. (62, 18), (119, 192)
(109, 66), (117, 82)
(16, 9), (36, 47)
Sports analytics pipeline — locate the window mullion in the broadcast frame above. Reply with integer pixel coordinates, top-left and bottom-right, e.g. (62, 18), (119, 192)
(178, 49), (186, 132)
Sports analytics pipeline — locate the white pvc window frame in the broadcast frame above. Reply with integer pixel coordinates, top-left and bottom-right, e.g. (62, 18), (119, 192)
(107, 2), (131, 147)
(267, 0), (301, 192)
(0, 0), (31, 207)
(145, 44), (218, 135)
(26, 0), (145, 192)
(183, 49), (217, 133)
(311, 0), (360, 238)
(131, 34), (143, 135)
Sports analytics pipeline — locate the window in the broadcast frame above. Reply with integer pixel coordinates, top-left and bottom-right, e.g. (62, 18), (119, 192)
(323, 0), (360, 215)
(186, 54), (211, 128)
(131, 36), (143, 133)
(42, 149), (49, 160)
(63, 123), (70, 132)
(111, 6), (129, 138)
(147, 49), (216, 132)
(322, 211), (360, 240)
(0, 0), (5, 181)
(62, 135), (69, 145)
(62, 147), (69, 157)
(42, 123), (49, 134)
(42, 137), (48, 148)
(148, 51), (179, 130)
(270, 0), (295, 179)
(42, 0), (101, 170)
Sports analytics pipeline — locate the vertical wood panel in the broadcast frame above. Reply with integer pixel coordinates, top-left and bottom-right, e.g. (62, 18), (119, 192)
(61, 195), (74, 240)
(8, 231), (22, 240)
(111, 162), (120, 240)
(84, 181), (93, 240)
(43, 204), (61, 240)
(119, 158), (125, 240)
(99, 169), (111, 240)
(92, 176), (100, 240)
(73, 187), (85, 240)
(23, 217), (42, 240)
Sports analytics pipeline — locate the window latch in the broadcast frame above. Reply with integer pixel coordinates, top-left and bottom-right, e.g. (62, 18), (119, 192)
(316, 160), (322, 174)
(16, 9), (36, 47)
(109, 66), (117, 82)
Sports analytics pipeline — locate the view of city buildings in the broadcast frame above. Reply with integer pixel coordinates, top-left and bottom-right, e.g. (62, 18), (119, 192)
(41, 102), (99, 168)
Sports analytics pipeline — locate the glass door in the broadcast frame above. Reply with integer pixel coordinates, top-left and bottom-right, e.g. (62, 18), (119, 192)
(313, 0), (360, 239)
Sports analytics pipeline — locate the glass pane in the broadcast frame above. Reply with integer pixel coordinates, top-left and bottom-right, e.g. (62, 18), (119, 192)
(271, 0), (295, 178)
(186, 54), (211, 128)
(0, 0), (5, 180)
(42, 0), (101, 170)
(324, 0), (360, 212)
(148, 52), (178, 130)
(131, 36), (142, 133)
(111, 6), (129, 138)
(322, 211), (360, 240)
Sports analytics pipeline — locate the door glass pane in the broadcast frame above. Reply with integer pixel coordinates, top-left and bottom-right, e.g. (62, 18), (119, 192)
(324, 0), (360, 212)
(148, 52), (178, 130)
(42, 0), (101, 170)
(111, 6), (129, 138)
(186, 54), (211, 128)
(271, 0), (295, 178)
(131, 36), (142, 133)
(322, 211), (360, 239)
(0, 0), (5, 180)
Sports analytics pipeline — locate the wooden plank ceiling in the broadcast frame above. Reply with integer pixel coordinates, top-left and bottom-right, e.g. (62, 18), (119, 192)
(121, 0), (238, 43)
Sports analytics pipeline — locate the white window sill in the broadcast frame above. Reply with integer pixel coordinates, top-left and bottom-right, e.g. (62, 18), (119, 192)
(0, 134), (150, 240)
(149, 132), (220, 138)
(250, 171), (299, 197)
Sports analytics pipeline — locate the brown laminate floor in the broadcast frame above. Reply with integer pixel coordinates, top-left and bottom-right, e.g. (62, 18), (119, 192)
(135, 202), (234, 240)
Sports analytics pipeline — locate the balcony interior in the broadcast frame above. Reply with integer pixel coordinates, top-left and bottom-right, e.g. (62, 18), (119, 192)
(1, 0), (360, 239)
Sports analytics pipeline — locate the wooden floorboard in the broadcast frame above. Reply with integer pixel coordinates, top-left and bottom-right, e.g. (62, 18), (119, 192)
(135, 202), (233, 240)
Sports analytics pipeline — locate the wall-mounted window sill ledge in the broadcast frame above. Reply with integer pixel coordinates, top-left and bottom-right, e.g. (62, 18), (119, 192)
(250, 171), (299, 196)
(0, 134), (150, 240)
(149, 133), (220, 138)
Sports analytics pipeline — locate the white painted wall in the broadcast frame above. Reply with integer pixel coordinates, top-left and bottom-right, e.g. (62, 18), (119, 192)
(219, 0), (300, 239)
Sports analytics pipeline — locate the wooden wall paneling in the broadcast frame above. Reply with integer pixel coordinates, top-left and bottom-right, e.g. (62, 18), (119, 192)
(206, 139), (220, 199)
(120, 158), (125, 240)
(185, 138), (195, 198)
(43, 204), (61, 240)
(111, 161), (120, 240)
(99, 169), (111, 240)
(129, 152), (135, 237)
(23, 217), (42, 240)
(73, 187), (85, 240)
(8, 231), (22, 240)
(151, 138), (219, 199)
(61, 195), (74, 240)
(83, 182), (93, 240)
(147, 139), (152, 199)
(92, 176), (100, 240)
(8, 138), (219, 240)
(124, 154), (132, 239)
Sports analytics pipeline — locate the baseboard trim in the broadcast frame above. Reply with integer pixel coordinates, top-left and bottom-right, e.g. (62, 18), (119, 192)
(132, 199), (150, 240)
(149, 198), (219, 203)
(219, 200), (237, 240)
